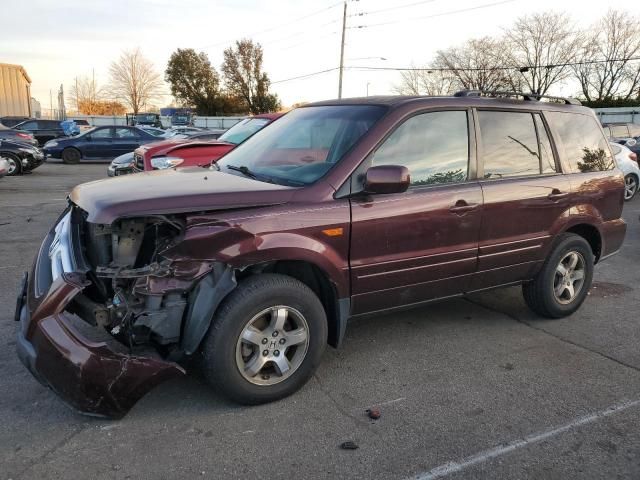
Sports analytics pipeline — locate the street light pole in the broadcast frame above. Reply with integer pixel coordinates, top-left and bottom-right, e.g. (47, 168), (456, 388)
(338, 1), (347, 99)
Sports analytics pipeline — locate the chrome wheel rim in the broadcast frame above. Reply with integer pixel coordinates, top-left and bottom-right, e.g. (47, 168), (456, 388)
(553, 251), (586, 305)
(6, 157), (17, 175)
(625, 175), (637, 200)
(235, 306), (310, 386)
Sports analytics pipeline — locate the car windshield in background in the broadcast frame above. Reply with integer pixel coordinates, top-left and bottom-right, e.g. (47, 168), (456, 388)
(217, 105), (387, 186)
(218, 118), (270, 145)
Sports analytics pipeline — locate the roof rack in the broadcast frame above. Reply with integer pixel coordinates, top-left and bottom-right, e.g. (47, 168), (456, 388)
(453, 90), (581, 106)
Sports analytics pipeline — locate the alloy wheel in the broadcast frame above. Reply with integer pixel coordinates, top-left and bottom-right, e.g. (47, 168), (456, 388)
(625, 175), (638, 200)
(553, 251), (586, 305)
(235, 306), (310, 386)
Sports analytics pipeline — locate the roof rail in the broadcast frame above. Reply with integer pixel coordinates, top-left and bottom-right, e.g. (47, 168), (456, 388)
(453, 90), (581, 106)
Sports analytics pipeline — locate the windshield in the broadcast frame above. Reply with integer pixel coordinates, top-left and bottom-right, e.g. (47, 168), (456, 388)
(218, 118), (271, 145)
(217, 105), (387, 186)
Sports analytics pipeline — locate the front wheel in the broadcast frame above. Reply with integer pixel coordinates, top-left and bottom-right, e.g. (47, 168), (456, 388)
(624, 174), (638, 201)
(3, 154), (22, 176)
(62, 148), (81, 164)
(199, 274), (327, 404)
(523, 233), (594, 318)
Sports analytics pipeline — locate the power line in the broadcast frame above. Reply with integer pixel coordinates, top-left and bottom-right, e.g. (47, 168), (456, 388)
(349, 0), (439, 18)
(196, 1), (343, 50)
(271, 68), (339, 84)
(348, 0), (518, 29)
(349, 56), (640, 72)
(269, 56), (640, 86)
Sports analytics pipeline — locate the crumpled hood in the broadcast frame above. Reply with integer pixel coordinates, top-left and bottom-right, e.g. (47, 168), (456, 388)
(70, 168), (295, 224)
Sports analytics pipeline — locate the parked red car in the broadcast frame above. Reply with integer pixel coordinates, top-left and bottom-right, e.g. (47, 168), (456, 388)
(134, 113), (283, 171)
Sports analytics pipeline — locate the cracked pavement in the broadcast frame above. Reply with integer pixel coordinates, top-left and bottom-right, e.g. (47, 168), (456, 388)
(1, 163), (640, 479)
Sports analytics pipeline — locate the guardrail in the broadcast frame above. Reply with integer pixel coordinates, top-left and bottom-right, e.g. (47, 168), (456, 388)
(67, 115), (246, 130)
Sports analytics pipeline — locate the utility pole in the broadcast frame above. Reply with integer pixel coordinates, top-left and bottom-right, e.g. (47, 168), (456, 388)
(338, 1), (347, 99)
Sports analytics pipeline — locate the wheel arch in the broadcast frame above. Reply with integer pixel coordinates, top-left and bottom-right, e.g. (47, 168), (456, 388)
(237, 259), (349, 348)
(563, 223), (602, 263)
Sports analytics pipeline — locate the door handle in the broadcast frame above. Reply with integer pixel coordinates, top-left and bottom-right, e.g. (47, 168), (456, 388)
(547, 190), (570, 201)
(449, 201), (480, 215)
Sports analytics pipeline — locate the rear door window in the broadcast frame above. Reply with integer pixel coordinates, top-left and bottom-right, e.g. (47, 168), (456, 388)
(115, 127), (140, 138)
(478, 111), (541, 178)
(370, 110), (469, 186)
(546, 112), (614, 173)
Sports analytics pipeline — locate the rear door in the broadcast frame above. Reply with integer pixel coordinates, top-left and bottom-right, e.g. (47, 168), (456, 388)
(113, 127), (142, 156)
(470, 109), (572, 290)
(349, 109), (483, 315)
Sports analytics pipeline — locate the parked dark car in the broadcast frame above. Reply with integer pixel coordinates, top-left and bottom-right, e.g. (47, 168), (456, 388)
(16, 92), (626, 418)
(107, 152), (135, 177)
(42, 126), (160, 163)
(0, 116), (30, 128)
(0, 139), (45, 175)
(0, 123), (38, 146)
(13, 119), (70, 145)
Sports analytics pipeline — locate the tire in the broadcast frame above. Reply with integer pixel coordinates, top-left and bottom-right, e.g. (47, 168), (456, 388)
(199, 273), (327, 404)
(523, 233), (594, 318)
(2, 153), (22, 176)
(624, 174), (638, 201)
(61, 147), (81, 164)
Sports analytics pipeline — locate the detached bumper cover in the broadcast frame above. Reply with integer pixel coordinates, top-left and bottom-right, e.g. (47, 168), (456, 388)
(16, 269), (185, 418)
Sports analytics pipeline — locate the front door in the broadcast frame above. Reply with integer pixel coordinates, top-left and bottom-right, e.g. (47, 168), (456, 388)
(349, 110), (483, 315)
(470, 110), (572, 290)
(84, 127), (115, 158)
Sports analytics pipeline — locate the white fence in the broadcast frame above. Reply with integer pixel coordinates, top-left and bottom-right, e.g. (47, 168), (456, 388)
(593, 107), (640, 125)
(67, 115), (246, 130)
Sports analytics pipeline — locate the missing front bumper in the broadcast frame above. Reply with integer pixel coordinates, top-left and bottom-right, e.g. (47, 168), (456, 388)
(16, 271), (186, 418)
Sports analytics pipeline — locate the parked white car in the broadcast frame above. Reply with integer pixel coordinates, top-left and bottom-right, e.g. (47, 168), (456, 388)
(611, 142), (640, 200)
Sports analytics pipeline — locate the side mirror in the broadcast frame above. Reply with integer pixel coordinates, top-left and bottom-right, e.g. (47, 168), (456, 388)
(364, 165), (410, 194)
(84, 135), (92, 141)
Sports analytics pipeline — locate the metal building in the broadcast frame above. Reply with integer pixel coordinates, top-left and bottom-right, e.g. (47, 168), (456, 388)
(0, 63), (32, 117)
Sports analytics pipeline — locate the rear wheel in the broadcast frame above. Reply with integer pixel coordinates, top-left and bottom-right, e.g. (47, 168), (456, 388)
(62, 147), (81, 164)
(199, 274), (327, 404)
(523, 233), (594, 318)
(624, 174), (638, 201)
(3, 153), (21, 176)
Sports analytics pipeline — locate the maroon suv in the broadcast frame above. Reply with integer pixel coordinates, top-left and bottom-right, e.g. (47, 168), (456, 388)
(16, 92), (626, 417)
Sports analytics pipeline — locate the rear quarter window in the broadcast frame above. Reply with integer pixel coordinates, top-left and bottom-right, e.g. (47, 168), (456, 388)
(546, 112), (614, 173)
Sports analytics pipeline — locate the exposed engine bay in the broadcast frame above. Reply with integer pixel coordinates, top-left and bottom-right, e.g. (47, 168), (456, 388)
(64, 208), (232, 358)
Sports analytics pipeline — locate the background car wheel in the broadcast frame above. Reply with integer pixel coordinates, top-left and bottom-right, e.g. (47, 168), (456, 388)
(199, 273), (327, 404)
(62, 148), (81, 164)
(2, 153), (22, 176)
(523, 233), (594, 318)
(624, 174), (638, 201)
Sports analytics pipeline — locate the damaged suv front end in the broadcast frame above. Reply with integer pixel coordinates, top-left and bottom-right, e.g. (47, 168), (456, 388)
(15, 201), (242, 417)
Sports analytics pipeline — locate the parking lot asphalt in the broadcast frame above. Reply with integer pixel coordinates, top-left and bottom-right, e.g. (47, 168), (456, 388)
(1, 163), (639, 480)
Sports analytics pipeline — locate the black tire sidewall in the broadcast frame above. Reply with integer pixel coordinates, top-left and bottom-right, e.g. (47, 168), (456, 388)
(537, 235), (594, 317)
(62, 148), (81, 164)
(201, 274), (327, 404)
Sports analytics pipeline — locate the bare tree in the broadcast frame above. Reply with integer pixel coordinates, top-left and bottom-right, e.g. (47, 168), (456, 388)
(70, 73), (102, 113)
(504, 12), (582, 95)
(573, 10), (640, 101)
(433, 37), (514, 92)
(393, 63), (457, 96)
(108, 48), (163, 114)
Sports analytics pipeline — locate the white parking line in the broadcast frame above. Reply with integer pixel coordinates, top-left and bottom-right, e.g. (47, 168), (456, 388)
(409, 398), (640, 480)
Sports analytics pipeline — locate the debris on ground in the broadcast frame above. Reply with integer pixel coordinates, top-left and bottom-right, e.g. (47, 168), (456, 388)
(366, 407), (381, 420)
(340, 441), (359, 450)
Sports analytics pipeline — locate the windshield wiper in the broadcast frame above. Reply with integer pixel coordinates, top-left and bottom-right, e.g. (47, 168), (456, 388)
(226, 164), (258, 179)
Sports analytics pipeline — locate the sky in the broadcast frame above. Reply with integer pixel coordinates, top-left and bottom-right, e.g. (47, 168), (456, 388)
(1, 0), (638, 112)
